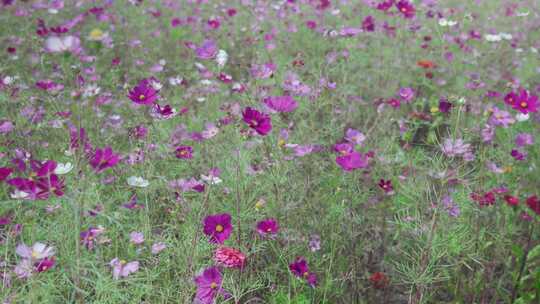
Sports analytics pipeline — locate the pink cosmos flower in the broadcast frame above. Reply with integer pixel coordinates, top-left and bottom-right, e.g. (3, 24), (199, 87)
(194, 267), (229, 304)
(110, 258), (139, 280)
(489, 107), (515, 127)
(175, 146), (193, 159)
(80, 226), (105, 250)
(336, 151), (369, 171)
(89, 146), (120, 173)
(44, 35), (81, 53)
(256, 218), (279, 237)
(242, 107), (272, 136)
(510, 89), (539, 114)
(344, 129), (366, 146)
(263, 96), (298, 113)
(203, 213), (232, 244)
(129, 231), (144, 245)
(213, 247), (246, 269)
(151, 242), (166, 254)
(398, 87), (415, 102)
(195, 40), (218, 60)
(128, 78), (160, 105)
(515, 133), (534, 147)
(396, 0), (416, 19)
(289, 257), (317, 287)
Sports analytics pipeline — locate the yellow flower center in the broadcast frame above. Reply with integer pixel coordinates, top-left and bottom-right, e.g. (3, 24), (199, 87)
(303, 271), (309, 278)
(210, 282), (218, 289)
(89, 28), (104, 40)
(215, 224), (224, 232)
(139, 94), (146, 100)
(520, 101), (528, 108)
(430, 106), (439, 113)
(31, 251), (39, 259)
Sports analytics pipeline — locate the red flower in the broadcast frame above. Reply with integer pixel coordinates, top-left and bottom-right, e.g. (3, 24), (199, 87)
(504, 195), (519, 207)
(213, 247), (246, 269)
(526, 195), (540, 215)
(369, 272), (390, 289)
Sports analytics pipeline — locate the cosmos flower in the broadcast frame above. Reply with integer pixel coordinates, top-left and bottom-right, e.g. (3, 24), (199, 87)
(362, 16), (376, 32)
(110, 258), (139, 280)
(526, 195), (540, 215)
(504, 195), (519, 207)
(489, 107), (515, 127)
(213, 247), (246, 269)
(128, 78), (160, 105)
(44, 35), (81, 53)
(89, 146), (120, 173)
(127, 176), (149, 188)
(378, 179), (394, 194)
(369, 272), (390, 289)
(194, 267), (229, 304)
(336, 151), (369, 171)
(398, 87), (415, 102)
(510, 89), (538, 114)
(242, 107), (272, 136)
(440, 138), (471, 158)
(289, 257), (317, 287)
(175, 146), (193, 159)
(129, 231), (144, 245)
(80, 226), (105, 250)
(344, 129), (366, 146)
(16, 243), (55, 260)
(203, 213), (232, 244)
(263, 96), (298, 113)
(195, 39), (218, 60)
(0, 167), (13, 182)
(396, 0), (416, 19)
(515, 133), (534, 147)
(14, 242), (56, 278)
(256, 218), (279, 237)
(151, 242), (166, 255)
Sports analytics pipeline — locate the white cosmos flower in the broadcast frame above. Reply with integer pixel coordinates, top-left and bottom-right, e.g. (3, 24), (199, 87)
(11, 190), (29, 199)
(499, 33), (513, 40)
(485, 34), (502, 42)
(216, 49), (228, 68)
(201, 174), (222, 185)
(54, 162), (73, 175)
(44, 35), (80, 53)
(127, 176), (149, 188)
(438, 18), (457, 27)
(516, 113), (529, 122)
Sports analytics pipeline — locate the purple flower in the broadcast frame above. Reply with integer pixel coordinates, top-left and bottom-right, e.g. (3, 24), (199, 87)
(289, 257), (317, 287)
(242, 107), (272, 136)
(344, 129), (366, 145)
(80, 226), (105, 250)
(510, 89), (539, 114)
(438, 99), (453, 113)
(16, 243), (55, 260)
(128, 78), (160, 105)
(175, 146), (193, 159)
(336, 151), (368, 171)
(396, 0), (416, 19)
(256, 218), (279, 237)
(481, 124), (495, 143)
(110, 258), (139, 280)
(489, 107), (515, 128)
(151, 242), (166, 255)
(263, 96), (298, 113)
(362, 16), (376, 32)
(129, 231), (144, 245)
(398, 87), (415, 102)
(440, 138), (471, 158)
(89, 146), (120, 173)
(203, 213), (232, 244)
(195, 39), (218, 60)
(511, 149), (526, 161)
(515, 133), (534, 147)
(194, 267), (229, 304)
(442, 195), (460, 217)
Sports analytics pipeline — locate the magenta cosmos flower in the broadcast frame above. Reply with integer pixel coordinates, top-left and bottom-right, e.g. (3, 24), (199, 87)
(396, 0), (415, 18)
(289, 257), (317, 287)
(336, 151), (369, 172)
(175, 146), (193, 159)
(203, 213), (232, 244)
(242, 107), (272, 136)
(509, 89), (539, 114)
(263, 96), (298, 113)
(89, 146), (120, 173)
(256, 218), (279, 237)
(194, 266), (229, 304)
(128, 78), (160, 105)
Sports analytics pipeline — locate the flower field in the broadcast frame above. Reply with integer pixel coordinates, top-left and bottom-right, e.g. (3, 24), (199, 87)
(0, 0), (539, 303)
